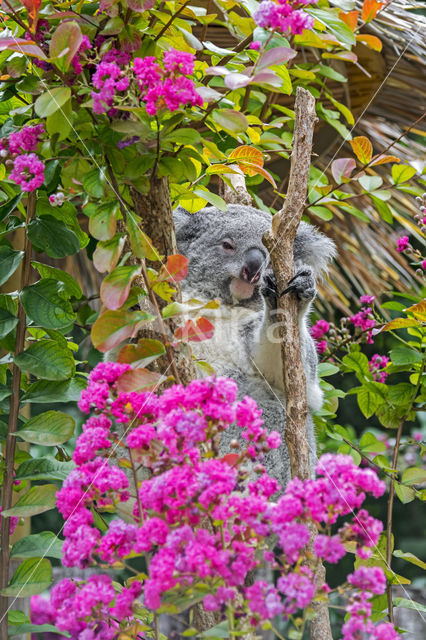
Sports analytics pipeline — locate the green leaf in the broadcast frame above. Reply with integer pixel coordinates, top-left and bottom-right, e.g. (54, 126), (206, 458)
(49, 21), (83, 72)
(9, 623), (70, 637)
(36, 198), (88, 249)
(35, 87), (72, 118)
(357, 387), (381, 418)
(91, 309), (155, 352)
(394, 482), (415, 504)
(393, 551), (426, 571)
(14, 340), (75, 380)
(402, 467), (426, 486)
(0, 246), (24, 286)
(317, 362), (339, 377)
(28, 216), (80, 258)
(0, 192), (22, 222)
(93, 235), (125, 273)
(15, 410), (75, 445)
(31, 261), (82, 299)
(308, 206), (333, 221)
(193, 188), (227, 211)
(83, 168), (106, 199)
(162, 128), (201, 145)
(308, 8), (356, 47)
(21, 279), (76, 330)
(1, 558), (52, 597)
(22, 377), (86, 404)
(342, 351), (370, 378)
(15, 457), (75, 481)
(11, 532), (64, 560)
(391, 164), (417, 185)
(370, 195), (393, 224)
(387, 383), (414, 406)
(100, 265), (141, 310)
(46, 99), (72, 141)
(87, 202), (118, 241)
(359, 432), (386, 453)
(2, 485), (57, 518)
(0, 308), (18, 338)
(390, 347), (422, 366)
(211, 109), (248, 134)
(8, 610), (30, 625)
(358, 175), (383, 192)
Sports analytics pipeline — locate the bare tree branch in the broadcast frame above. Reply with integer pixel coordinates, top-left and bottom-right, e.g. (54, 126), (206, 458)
(263, 86), (333, 640)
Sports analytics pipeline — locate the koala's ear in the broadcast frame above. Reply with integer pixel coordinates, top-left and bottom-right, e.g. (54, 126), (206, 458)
(294, 221), (336, 278)
(173, 206), (200, 250)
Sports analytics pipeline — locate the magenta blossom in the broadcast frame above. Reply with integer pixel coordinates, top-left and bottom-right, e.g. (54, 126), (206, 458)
(254, 0), (317, 35)
(10, 153), (45, 192)
(396, 235), (409, 252)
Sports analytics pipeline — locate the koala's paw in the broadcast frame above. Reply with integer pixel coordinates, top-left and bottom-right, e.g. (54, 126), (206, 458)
(281, 267), (316, 302)
(262, 273), (279, 309)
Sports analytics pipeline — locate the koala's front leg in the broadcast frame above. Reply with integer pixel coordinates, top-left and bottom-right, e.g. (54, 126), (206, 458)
(280, 266), (316, 310)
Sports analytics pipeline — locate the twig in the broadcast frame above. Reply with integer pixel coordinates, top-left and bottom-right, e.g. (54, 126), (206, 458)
(263, 87), (333, 640)
(154, 0), (191, 41)
(0, 191), (36, 637)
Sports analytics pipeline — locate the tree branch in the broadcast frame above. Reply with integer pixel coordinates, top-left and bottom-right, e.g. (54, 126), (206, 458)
(0, 191), (36, 637)
(263, 87), (333, 640)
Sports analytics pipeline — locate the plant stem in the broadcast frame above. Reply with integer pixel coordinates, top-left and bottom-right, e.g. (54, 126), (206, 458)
(154, 0), (191, 41)
(385, 357), (425, 622)
(128, 447), (144, 524)
(0, 191), (36, 637)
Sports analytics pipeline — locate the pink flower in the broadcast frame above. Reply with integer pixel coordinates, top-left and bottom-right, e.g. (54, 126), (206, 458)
(163, 49), (195, 75)
(98, 519), (138, 563)
(422, 260), (426, 270)
(73, 427), (112, 465)
(372, 623), (401, 639)
(0, 506), (18, 535)
(314, 534), (346, 563)
(360, 294), (375, 305)
(396, 235), (409, 252)
(10, 153), (45, 192)
(254, 0), (317, 35)
(310, 319), (330, 340)
(316, 339), (328, 354)
(250, 40), (262, 50)
(348, 566), (386, 595)
(8, 125), (44, 154)
(91, 61), (130, 114)
(369, 354), (390, 383)
(277, 567), (315, 616)
(246, 581), (284, 619)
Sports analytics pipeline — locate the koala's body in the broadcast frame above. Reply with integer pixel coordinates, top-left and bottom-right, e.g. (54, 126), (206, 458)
(174, 204), (336, 489)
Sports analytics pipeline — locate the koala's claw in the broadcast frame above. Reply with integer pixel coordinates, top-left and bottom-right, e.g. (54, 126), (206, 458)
(280, 267), (316, 302)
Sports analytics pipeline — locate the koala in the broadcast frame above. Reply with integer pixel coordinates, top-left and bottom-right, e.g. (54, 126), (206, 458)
(174, 204), (336, 489)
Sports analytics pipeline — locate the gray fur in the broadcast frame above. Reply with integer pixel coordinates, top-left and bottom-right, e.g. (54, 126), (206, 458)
(174, 204), (336, 489)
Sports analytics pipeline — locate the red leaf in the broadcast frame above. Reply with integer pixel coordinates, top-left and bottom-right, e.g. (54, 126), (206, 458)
(158, 254), (189, 283)
(331, 158), (356, 183)
(49, 21), (83, 73)
(91, 310), (154, 352)
(0, 37), (46, 59)
(221, 454), (240, 467)
(339, 10), (359, 31)
(93, 236), (125, 273)
(257, 46), (297, 70)
(174, 317), (214, 342)
(19, 0), (42, 31)
(356, 34), (383, 52)
(228, 145), (264, 168)
(237, 162), (277, 187)
(116, 368), (164, 393)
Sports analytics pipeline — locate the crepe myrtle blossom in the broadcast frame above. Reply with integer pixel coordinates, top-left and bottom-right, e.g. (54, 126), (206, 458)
(254, 0), (318, 35)
(9, 153), (45, 192)
(369, 353), (390, 383)
(396, 235), (409, 252)
(47, 362), (397, 636)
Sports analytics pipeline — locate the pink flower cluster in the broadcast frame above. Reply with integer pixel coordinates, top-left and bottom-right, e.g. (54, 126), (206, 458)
(35, 575), (142, 639)
(254, 0), (317, 35)
(71, 35), (91, 75)
(133, 49), (203, 115)
(350, 299), (376, 343)
(343, 567), (399, 640)
(310, 319), (330, 354)
(46, 362), (397, 637)
(0, 125), (45, 192)
(369, 353), (390, 383)
(91, 60), (130, 114)
(396, 235), (409, 252)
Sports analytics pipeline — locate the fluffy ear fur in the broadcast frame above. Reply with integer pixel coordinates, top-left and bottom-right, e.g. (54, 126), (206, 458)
(173, 206), (201, 254)
(294, 221), (336, 278)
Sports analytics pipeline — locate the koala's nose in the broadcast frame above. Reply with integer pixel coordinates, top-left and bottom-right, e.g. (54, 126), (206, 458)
(241, 248), (264, 283)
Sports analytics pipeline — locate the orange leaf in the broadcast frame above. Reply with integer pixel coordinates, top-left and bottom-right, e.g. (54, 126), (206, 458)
(174, 317), (215, 342)
(376, 318), (420, 333)
(406, 299), (426, 322)
(228, 145), (264, 168)
(158, 254), (188, 283)
(370, 155), (400, 167)
(221, 454), (240, 467)
(236, 162), (277, 187)
(356, 34), (383, 51)
(350, 136), (373, 164)
(361, 0), (384, 23)
(339, 10), (359, 31)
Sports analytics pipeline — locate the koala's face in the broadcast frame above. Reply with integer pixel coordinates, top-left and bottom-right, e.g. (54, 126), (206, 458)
(174, 204), (272, 307)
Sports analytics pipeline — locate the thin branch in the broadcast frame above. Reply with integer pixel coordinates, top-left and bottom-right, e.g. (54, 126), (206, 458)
(154, 0), (191, 41)
(0, 191), (36, 637)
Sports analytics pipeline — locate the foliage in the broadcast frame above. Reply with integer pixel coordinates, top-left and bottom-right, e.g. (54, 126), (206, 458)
(0, 0), (423, 639)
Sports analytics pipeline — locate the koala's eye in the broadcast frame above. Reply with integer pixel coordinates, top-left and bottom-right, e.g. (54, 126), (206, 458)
(222, 240), (235, 252)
